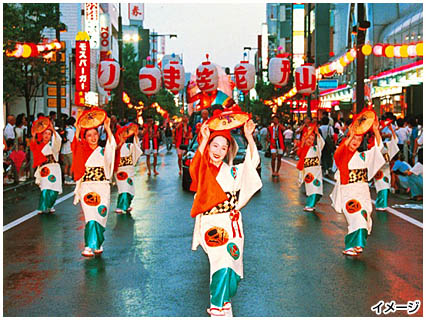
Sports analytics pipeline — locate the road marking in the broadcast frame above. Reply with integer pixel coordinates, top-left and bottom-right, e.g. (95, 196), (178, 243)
(4, 145), (169, 233)
(3, 192), (75, 232)
(280, 157), (423, 229)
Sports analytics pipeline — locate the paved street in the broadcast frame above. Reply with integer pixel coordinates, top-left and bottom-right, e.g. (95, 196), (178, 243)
(3, 149), (423, 317)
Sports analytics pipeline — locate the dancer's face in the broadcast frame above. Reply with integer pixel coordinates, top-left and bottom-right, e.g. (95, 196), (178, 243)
(348, 135), (363, 152)
(209, 136), (229, 164)
(42, 130), (52, 144)
(305, 133), (315, 147)
(85, 128), (99, 147)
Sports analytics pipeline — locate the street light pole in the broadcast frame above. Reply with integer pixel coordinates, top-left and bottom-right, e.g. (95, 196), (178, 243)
(355, 3), (370, 113)
(118, 3), (124, 119)
(56, 3), (62, 128)
(306, 3), (313, 119)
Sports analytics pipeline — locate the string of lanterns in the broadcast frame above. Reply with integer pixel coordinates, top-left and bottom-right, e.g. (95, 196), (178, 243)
(121, 91), (169, 117)
(5, 40), (63, 59)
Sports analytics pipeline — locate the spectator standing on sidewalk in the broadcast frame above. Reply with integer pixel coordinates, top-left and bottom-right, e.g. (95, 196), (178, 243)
(4, 115), (16, 146)
(61, 117), (76, 184)
(319, 116), (335, 176)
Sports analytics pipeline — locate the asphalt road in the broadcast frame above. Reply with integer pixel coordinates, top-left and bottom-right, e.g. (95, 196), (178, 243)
(3, 148), (423, 317)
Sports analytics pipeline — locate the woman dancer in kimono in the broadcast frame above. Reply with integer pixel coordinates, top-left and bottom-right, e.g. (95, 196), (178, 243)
(30, 118), (62, 214)
(190, 119), (262, 317)
(297, 125), (325, 212)
(331, 116), (385, 256)
(71, 115), (116, 257)
(114, 124), (142, 214)
(374, 123), (399, 211)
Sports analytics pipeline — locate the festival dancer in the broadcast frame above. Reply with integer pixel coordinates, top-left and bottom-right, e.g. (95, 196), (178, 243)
(71, 111), (116, 257)
(190, 116), (262, 317)
(30, 117), (62, 214)
(114, 123), (143, 214)
(141, 116), (159, 176)
(174, 115), (193, 175)
(331, 112), (385, 256)
(373, 122), (399, 211)
(267, 116), (285, 177)
(297, 124), (325, 212)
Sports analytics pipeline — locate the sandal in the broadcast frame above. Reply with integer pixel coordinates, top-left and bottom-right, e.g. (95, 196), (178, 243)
(207, 307), (225, 317)
(81, 247), (94, 257)
(342, 248), (359, 256)
(354, 246), (363, 253)
(94, 246), (103, 255)
(223, 302), (233, 317)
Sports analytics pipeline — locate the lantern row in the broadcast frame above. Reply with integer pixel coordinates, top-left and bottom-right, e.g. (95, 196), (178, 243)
(5, 40), (63, 59)
(121, 90), (168, 118)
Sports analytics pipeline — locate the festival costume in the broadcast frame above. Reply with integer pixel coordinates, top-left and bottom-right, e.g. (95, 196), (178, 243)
(297, 134), (325, 209)
(30, 131), (63, 212)
(72, 135), (116, 254)
(114, 135), (142, 212)
(331, 139), (385, 252)
(268, 124), (284, 153)
(175, 123), (192, 155)
(190, 131), (262, 314)
(143, 124), (159, 154)
(373, 135), (399, 209)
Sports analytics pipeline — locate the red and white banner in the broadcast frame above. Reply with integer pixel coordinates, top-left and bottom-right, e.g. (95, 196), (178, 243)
(129, 3), (144, 21)
(99, 13), (110, 61)
(76, 40), (90, 92)
(85, 3), (100, 49)
(234, 61), (255, 94)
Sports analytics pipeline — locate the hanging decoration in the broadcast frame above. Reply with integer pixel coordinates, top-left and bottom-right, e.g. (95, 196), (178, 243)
(5, 39), (62, 59)
(97, 58), (120, 90)
(196, 54), (218, 93)
(268, 53), (291, 88)
(234, 61), (255, 94)
(163, 55), (185, 95)
(139, 57), (162, 96)
(295, 63), (316, 95)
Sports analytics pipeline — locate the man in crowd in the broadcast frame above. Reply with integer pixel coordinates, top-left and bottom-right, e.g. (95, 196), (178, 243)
(4, 115), (16, 144)
(141, 116), (160, 176)
(61, 117), (76, 184)
(267, 116), (285, 177)
(174, 115), (193, 176)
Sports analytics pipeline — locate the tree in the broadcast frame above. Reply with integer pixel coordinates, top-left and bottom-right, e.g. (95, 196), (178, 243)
(3, 3), (66, 118)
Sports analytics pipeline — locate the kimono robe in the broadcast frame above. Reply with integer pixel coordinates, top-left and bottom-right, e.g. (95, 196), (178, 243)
(114, 136), (143, 211)
(331, 139), (385, 250)
(373, 136), (399, 209)
(73, 138), (116, 251)
(298, 135), (325, 208)
(191, 144), (262, 309)
(31, 131), (63, 212)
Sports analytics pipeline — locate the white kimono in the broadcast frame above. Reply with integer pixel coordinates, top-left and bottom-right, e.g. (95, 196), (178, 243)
(74, 138), (116, 228)
(192, 144), (262, 280)
(374, 136), (399, 192)
(114, 136), (143, 197)
(34, 131), (63, 194)
(300, 135), (325, 197)
(331, 140), (385, 236)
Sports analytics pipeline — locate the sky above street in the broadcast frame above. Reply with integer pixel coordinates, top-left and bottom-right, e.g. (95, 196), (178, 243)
(142, 3), (266, 73)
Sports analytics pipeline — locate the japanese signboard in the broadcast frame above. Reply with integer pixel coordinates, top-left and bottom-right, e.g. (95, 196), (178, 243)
(99, 13), (110, 61)
(85, 3), (100, 49)
(75, 32), (91, 92)
(129, 3), (144, 21)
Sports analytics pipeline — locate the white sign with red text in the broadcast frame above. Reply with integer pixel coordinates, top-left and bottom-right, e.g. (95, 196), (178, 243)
(85, 3), (100, 49)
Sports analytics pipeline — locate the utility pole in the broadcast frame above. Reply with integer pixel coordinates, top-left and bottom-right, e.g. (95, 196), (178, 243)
(56, 3), (62, 128)
(306, 3), (314, 118)
(355, 3), (370, 113)
(118, 3), (125, 119)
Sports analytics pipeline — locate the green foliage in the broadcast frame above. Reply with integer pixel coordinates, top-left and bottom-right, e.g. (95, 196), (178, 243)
(3, 3), (66, 116)
(255, 81), (293, 101)
(249, 99), (272, 126)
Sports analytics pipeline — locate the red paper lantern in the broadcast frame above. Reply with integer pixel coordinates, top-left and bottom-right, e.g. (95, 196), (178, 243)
(98, 59), (120, 90)
(163, 60), (185, 95)
(268, 55), (290, 87)
(234, 61), (255, 94)
(139, 65), (162, 96)
(295, 64), (316, 95)
(196, 57), (218, 93)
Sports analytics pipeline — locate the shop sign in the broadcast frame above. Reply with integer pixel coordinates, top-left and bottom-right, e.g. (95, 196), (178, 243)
(76, 38), (90, 92)
(85, 3), (100, 49)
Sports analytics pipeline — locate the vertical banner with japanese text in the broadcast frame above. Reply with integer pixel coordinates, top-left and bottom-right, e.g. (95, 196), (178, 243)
(76, 33), (91, 92)
(100, 13), (111, 61)
(85, 3), (100, 49)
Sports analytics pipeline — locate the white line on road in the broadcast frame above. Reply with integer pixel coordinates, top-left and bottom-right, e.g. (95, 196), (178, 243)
(280, 157), (423, 229)
(4, 146), (169, 233)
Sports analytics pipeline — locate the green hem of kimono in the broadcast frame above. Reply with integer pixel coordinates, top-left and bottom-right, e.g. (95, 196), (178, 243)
(38, 189), (59, 212)
(116, 192), (134, 211)
(345, 228), (368, 250)
(375, 189), (389, 209)
(306, 194), (321, 208)
(210, 267), (241, 308)
(84, 220), (105, 250)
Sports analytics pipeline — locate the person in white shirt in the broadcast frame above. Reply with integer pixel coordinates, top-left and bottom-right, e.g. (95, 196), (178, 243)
(4, 115), (16, 142)
(283, 125), (293, 156)
(61, 117), (76, 184)
(259, 125), (268, 151)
